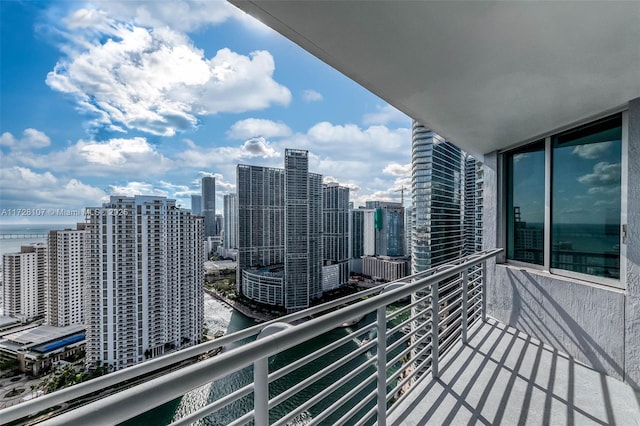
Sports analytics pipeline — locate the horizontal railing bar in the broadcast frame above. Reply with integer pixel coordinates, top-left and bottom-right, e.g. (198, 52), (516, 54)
(387, 322), (423, 353)
(29, 249), (501, 426)
(0, 286), (379, 424)
(386, 309), (430, 338)
(272, 356), (375, 426)
(468, 290), (482, 304)
(439, 286), (463, 306)
(307, 372), (377, 426)
(169, 382), (254, 426)
(385, 332), (432, 381)
(439, 277), (463, 294)
(226, 409), (254, 426)
(334, 388), (378, 426)
(269, 321), (375, 382)
(439, 305), (463, 326)
(353, 406), (377, 426)
(386, 351), (432, 401)
(440, 320), (463, 351)
(270, 340), (377, 408)
(385, 293), (431, 321)
(469, 296), (483, 313)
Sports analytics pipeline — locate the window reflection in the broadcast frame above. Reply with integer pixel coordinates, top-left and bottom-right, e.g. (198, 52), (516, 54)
(507, 141), (545, 265)
(552, 114), (621, 279)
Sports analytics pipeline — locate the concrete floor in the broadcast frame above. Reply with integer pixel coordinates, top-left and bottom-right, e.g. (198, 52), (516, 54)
(389, 318), (640, 426)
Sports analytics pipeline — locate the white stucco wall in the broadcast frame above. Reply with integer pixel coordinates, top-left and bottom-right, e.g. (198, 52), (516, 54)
(484, 98), (640, 387)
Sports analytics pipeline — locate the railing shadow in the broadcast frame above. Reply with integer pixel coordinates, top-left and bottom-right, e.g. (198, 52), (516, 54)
(390, 318), (640, 425)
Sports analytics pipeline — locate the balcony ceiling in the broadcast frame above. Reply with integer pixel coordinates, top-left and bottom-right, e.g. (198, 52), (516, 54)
(230, 1), (640, 157)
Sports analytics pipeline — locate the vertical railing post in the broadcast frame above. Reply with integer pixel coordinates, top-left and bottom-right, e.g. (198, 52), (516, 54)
(254, 356), (269, 426)
(376, 281), (404, 423)
(377, 306), (387, 426)
(482, 260), (487, 322)
(462, 269), (468, 344)
(431, 282), (439, 379)
(254, 322), (291, 426)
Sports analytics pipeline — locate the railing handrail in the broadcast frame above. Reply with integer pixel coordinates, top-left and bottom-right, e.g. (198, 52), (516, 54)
(3, 249), (501, 425)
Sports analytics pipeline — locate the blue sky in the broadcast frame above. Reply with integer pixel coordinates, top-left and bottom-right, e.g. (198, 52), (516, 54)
(0, 1), (412, 224)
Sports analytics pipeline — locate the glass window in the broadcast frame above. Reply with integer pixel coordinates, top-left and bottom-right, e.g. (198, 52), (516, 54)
(552, 114), (622, 279)
(506, 141), (545, 265)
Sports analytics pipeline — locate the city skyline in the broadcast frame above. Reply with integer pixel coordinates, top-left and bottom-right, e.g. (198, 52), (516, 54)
(1, 1), (412, 224)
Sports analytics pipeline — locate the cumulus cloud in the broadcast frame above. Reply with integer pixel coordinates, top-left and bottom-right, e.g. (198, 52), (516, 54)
(227, 118), (292, 139)
(0, 166), (106, 209)
(362, 104), (409, 126)
(13, 137), (173, 177)
(46, 6), (291, 136)
(0, 129), (51, 150)
(572, 141), (612, 160)
(177, 137), (280, 168)
(578, 162), (621, 186)
(109, 181), (169, 197)
(306, 122), (409, 154)
(383, 162), (411, 176)
(302, 89), (323, 102)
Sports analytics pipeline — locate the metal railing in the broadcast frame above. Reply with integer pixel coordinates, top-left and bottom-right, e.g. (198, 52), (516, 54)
(2, 249), (501, 426)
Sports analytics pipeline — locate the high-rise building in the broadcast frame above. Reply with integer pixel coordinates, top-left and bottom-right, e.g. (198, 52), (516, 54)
(411, 121), (463, 274)
(2, 243), (47, 321)
(463, 154), (478, 256)
(349, 208), (376, 274)
(190, 194), (202, 216)
(237, 149), (323, 312)
(367, 201), (405, 257)
(404, 206), (413, 260)
(215, 214), (223, 236)
(47, 224), (88, 327)
(202, 176), (216, 238)
(322, 183), (350, 288)
(223, 194), (238, 250)
(85, 196), (204, 371)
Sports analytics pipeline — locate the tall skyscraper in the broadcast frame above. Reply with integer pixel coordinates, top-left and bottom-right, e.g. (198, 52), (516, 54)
(85, 196), (204, 371)
(47, 224), (88, 327)
(202, 176), (216, 238)
(2, 243), (47, 321)
(411, 121), (463, 274)
(322, 183), (350, 288)
(237, 149), (323, 312)
(367, 201), (405, 257)
(223, 194), (238, 250)
(190, 194), (202, 216)
(349, 207), (376, 274)
(463, 154), (482, 256)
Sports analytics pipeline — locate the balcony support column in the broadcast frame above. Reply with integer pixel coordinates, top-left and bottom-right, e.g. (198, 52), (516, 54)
(431, 282), (439, 379)
(254, 357), (268, 426)
(377, 306), (387, 426)
(254, 322), (292, 426)
(462, 269), (468, 344)
(481, 260), (487, 322)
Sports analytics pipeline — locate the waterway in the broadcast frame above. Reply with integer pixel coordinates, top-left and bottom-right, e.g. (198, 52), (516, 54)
(124, 295), (383, 426)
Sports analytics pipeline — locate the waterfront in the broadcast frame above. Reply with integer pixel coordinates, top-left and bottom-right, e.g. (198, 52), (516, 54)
(125, 298), (387, 426)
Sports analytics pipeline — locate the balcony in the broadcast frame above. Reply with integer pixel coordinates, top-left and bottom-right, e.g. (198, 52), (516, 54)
(2, 250), (638, 425)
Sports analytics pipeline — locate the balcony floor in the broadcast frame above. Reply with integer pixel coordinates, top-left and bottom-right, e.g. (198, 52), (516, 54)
(389, 318), (640, 426)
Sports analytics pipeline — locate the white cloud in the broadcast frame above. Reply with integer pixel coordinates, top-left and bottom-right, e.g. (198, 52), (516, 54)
(578, 162), (621, 186)
(109, 181), (169, 197)
(0, 129), (51, 150)
(362, 104), (409, 126)
(306, 122), (409, 154)
(302, 89), (323, 103)
(0, 167), (106, 209)
(383, 162), (411, 177)
(572, 141), (612, 160)
(177, 137), (280, 168)
(13, 137), (173, 177)
(227, 118), (292, 139)
(46, 6), (291, 136)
